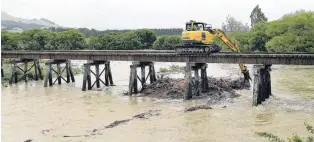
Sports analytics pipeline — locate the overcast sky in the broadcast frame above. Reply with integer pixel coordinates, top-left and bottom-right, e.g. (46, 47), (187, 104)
(1, 0), (313, 30)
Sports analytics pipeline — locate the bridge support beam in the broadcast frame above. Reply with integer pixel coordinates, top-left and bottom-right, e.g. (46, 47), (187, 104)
(128, 62), (157, 95)
(9, 58), (43, 84)
(44, 60), (75, 87)
(200, 63), (209, 92)
(184, 62), (208, 100)
(252, 64), (272, 106)
(1, 59), (4, 77)
(82, 60), (114, 91)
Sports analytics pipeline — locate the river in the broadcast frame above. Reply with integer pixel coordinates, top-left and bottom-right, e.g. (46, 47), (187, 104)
(1, 61), (314, 142)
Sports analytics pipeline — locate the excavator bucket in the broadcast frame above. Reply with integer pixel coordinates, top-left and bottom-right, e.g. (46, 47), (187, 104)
(243, 71), (252, 82)
(238, 64), (252, 83)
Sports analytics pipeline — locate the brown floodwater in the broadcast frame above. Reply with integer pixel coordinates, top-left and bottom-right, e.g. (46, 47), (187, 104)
(1, 62), (314, 142)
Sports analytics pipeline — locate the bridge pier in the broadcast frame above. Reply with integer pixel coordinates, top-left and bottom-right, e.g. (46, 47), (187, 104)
(252, 64), (272, 106)
(1, 59), (4, 77)
(199, 63), (209, 92)
(184, 62), (208, 100)
(9, 58), (43, 84)
(128, 61), (157, 95)
(44, 60), (75, 87)
(82, 60), (114, 91)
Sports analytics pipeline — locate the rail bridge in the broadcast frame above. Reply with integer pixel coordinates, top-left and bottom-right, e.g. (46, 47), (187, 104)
(2, 50), (314, 106)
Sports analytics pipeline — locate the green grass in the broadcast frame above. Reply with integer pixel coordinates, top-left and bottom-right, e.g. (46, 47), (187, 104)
(305, 121), (314, 134)
(256, 122), (314, 142)
(255, 132), (285, 142)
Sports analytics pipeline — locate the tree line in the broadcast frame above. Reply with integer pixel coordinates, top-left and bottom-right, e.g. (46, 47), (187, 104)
(48, 27), (183, 37)
(2, 7), (313, 52)
(216, 7), (314, 52)
(1, 28), (181, 50)
(1, 29), (86, 50)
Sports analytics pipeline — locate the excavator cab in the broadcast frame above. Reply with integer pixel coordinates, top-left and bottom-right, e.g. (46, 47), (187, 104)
(185, 20), (205, 31)
(185, 20), (212, 32)
(182, 20), (215, 45)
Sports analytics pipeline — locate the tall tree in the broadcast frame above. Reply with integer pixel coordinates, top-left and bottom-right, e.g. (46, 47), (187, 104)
(265, 10), (314, 52)
(248, 21), (269, 51)
(250, 5), (268, 27)
(222, 15), (250, 32)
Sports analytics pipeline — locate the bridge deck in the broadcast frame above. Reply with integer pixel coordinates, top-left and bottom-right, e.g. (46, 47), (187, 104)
(1, 50), (314, 65)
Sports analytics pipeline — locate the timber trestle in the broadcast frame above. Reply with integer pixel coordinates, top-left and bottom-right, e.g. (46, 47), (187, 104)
(44, 60), (75, 87)
(252, 64), (272, 106)
(1, 57), (275, 107)
(1, 59), (4, 77)
(9, 58), (43, 84)
(184, 62), (209, 99)
(128, 62), (157, 95)
(82, 60), (114, 91)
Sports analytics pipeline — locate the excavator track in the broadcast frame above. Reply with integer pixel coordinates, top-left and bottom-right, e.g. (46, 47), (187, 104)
(175, 44), (221, 54)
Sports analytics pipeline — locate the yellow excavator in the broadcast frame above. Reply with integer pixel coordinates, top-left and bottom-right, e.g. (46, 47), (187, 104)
(175, 20), (251, 82)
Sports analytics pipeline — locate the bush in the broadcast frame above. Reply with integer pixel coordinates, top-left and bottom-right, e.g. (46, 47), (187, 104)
(1, 31), (20, 50)
(152, 35), (182, 50)
(87, 29), (157, 50)
(265, 11), (314, 52)
(256, 121), (314, 142)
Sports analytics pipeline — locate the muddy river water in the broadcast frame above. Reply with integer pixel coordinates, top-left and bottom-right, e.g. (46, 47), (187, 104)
(2, 61), (314, 142)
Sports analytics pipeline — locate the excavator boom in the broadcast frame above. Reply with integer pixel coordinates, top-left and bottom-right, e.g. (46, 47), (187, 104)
(212, 29), (240, 52)
(210, 29), (252, 82)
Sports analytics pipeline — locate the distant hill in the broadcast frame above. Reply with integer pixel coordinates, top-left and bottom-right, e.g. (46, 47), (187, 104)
(1, 11), (183, 36)
(1, 11), (61, 31)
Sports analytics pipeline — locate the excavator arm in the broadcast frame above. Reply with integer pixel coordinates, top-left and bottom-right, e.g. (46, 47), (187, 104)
(211, 29), (252, 82)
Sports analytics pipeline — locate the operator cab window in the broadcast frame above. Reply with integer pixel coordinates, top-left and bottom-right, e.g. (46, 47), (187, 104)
(186, 24), (192, 31)
(196, 23), (204, 31)
(185, 23), (204, 31)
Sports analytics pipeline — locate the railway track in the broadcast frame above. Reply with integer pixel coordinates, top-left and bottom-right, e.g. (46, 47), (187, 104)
(3, 50), (314, 55)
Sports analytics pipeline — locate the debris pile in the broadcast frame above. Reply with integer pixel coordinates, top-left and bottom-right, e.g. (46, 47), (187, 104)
(133, 110), (161, 119)
(58, 110), (162, 138)
(104, 119), (132, 129)
(184, 105), (212, 112)
(141, 76), (250, 101)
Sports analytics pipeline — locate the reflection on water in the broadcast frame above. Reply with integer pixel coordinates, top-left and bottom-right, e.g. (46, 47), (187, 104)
(1, 62), (314, 142)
